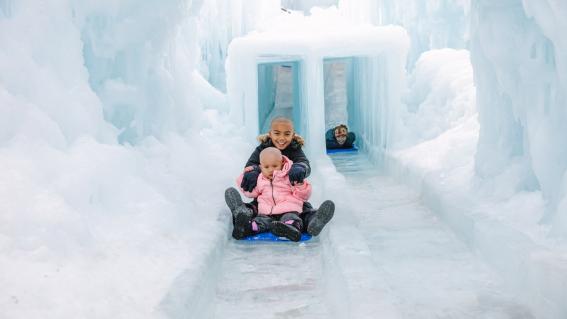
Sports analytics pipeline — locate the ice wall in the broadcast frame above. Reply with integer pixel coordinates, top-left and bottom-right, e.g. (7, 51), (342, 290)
(470, 0), (567, 233)
(282, 0), (338, 14)
(338, 0), (470, 67)
(78, 0), (281, 144)
(0, 1), (259, 317)
(0, 0), (115, 147)
(78, 0), (202, 144)
(197, 0), (281, 91)
(324, 61), (349, 129)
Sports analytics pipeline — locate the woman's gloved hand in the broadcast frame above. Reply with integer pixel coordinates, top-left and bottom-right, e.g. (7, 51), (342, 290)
(240, 165), (260, 192)
(288, 163), (307, 184)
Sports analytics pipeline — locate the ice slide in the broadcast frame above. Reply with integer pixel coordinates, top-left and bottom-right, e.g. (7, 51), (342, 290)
(161, 152), (533, 319)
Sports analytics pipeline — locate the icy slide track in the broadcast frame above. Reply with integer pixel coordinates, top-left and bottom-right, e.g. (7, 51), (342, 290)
(160, 153), (533, 319)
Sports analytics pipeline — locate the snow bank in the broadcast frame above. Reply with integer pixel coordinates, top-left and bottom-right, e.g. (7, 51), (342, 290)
(387, 44), (567, 319)
(0, 1), (259, 318)
(357, 0), (567, 315)
(387, 47), (479, 220)
(0, 129), (247, 318)
(401, 49), (476, 145)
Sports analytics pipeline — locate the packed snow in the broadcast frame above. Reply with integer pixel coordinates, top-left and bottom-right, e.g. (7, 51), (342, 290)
(1, 0), (566, 318)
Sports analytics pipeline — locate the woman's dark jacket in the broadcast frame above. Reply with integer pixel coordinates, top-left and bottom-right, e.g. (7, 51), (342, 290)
(325, 128), (356, 149)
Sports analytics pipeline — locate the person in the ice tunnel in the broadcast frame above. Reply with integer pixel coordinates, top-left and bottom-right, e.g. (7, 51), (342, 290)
(231, 147), (312, 241)
(225, 116), (335, 239)
(325, 124), (356, 149)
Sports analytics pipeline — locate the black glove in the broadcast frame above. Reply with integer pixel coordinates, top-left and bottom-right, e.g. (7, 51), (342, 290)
(289, 163), (307, 184)
(240, 166), (260, 192)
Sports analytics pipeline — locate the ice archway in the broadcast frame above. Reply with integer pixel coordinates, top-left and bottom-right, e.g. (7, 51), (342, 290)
(226, 10), (409, 159)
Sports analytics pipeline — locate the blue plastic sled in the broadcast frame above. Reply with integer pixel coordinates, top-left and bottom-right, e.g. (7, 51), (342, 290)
(326, 146), (358, 154)
(243, 232), (312, 242)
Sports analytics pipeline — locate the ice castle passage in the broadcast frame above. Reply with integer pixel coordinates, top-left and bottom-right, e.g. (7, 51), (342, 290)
(226, 24), (409, 158)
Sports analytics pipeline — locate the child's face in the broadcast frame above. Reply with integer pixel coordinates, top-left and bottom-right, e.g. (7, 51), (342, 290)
(268, 121), (294, 150)
(260, 156), (283, 180)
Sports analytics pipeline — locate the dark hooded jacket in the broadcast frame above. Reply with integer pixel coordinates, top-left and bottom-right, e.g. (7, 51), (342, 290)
(245, 134), (311, 177)
(325, 128), (356, 149)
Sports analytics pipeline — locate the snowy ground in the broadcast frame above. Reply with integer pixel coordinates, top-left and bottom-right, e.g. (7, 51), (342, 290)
(213, 239), (329, 318)
(331, 153), (532, 318)
(163, 152), (533, 319)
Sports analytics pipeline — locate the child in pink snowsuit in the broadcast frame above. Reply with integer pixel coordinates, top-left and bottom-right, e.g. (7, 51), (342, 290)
(234, 147), (311, 241)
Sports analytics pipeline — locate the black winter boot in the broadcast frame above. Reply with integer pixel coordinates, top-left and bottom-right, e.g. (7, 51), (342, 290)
(271, 221), (302, 242)
(307, 200), (335, 236)
(225, 187), (244, 215)
(232, 206), (254, 240)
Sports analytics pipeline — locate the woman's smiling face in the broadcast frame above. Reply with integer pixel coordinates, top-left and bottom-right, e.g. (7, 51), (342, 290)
(268, 121), (294, 150)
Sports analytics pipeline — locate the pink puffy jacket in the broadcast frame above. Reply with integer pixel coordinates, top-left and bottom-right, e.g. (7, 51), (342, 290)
(237, 155), (312, 216)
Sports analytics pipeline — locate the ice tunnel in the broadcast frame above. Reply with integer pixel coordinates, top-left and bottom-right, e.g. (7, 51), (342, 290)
(226, 20), (409, 159)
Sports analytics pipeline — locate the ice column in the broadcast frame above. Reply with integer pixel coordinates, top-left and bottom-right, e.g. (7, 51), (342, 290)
(471, 0), (567, 230)
(198, 0), (281, 91)
(302, 56), (326, 157)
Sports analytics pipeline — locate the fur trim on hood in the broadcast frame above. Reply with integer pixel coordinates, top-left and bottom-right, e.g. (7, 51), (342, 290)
(257, 133), (305, 147)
